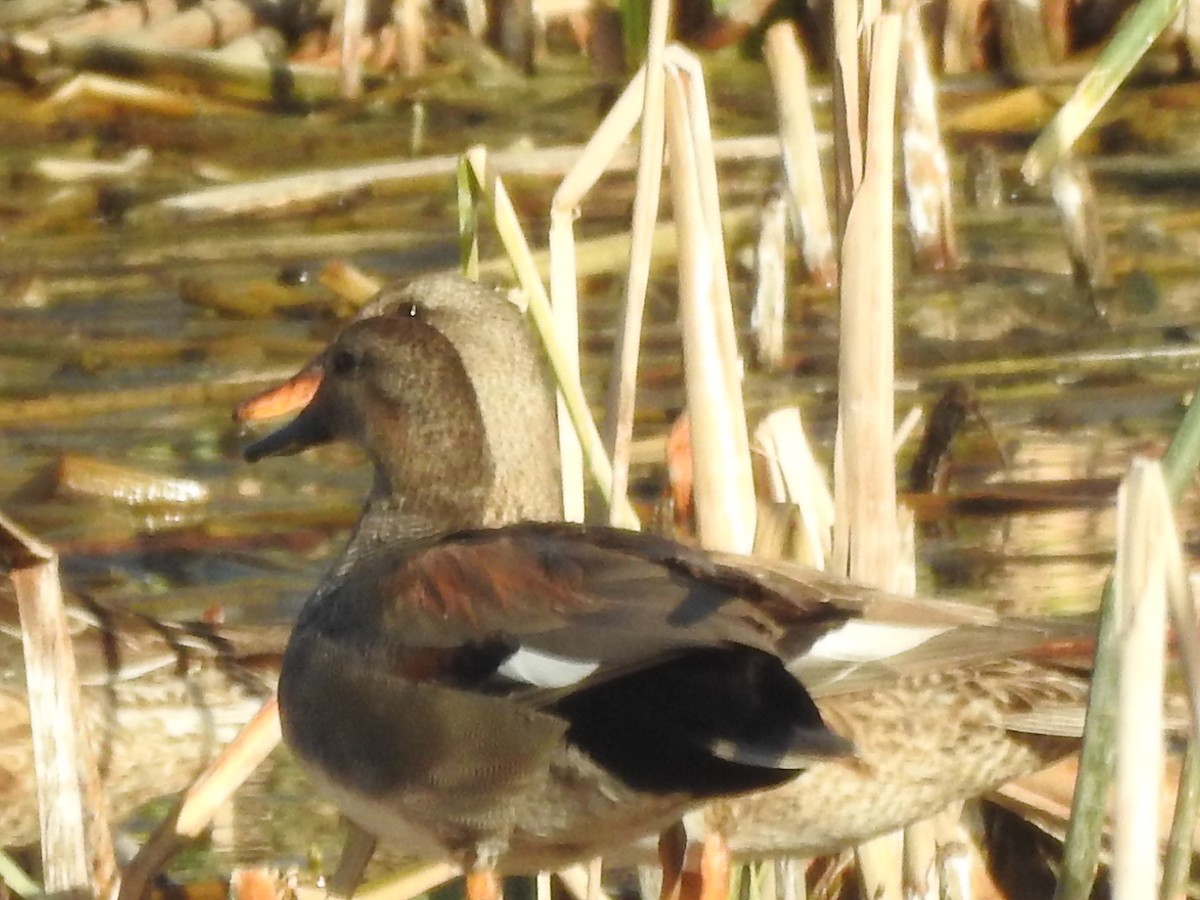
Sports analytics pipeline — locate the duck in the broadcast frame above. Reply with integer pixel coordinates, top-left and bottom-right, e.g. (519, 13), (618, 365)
(240, 273), (1093, 896)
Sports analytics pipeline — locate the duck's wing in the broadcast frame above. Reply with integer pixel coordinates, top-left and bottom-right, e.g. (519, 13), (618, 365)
(320, 523), (865, 794)
(336, 522), (853, 690)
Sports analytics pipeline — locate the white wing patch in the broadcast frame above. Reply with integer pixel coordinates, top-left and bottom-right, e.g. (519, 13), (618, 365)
(804, 621), (950, 663)
(498, 647), (601, 688)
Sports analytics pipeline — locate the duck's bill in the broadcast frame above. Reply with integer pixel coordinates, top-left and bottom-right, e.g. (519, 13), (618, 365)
(238, 359), (332, 462)
(234, 363), (323, 423)
(242, 401), (334, 462)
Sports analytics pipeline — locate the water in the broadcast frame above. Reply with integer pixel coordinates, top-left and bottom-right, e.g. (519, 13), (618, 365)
(1, 53), (1199, 881)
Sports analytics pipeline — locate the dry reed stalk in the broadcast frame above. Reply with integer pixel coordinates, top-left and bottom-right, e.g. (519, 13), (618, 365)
(829, 9), (922, 898)
(898, 4), (958, 272)
(831, 13), (901, 587)
(54, 454), (209, 504)
(1156, 443), (1200, 900)
(146, 136), (786, 220)
(40, 73), (225, 115)
(118, 697), (284, 900)
(1, 510), (116, 898)
(750, 184), (789, 372)
(1049, 159), (1110, 297)
(338, 0), (367, 98)
(992, 0), (1062, 78)
(752, 408), (834, 568)
(11, 32), (370, 104)
(668, 50), (742, 392)
(393, 0), (428, 77)
(462, 147), (639, 528)
(830, 0), (862, 225)
(663, 65), (755, 554)
(601, 0), (670, 523)
(762, 22), (836, 288)
(1112, 459), (1169, 899)
(1055, 383), (1200, 899)
(549, 220), (584, 521)
(941, 0), (988, 73)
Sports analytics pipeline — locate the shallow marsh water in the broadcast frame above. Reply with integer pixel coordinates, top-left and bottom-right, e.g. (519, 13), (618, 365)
(2, 50), (1200, 879)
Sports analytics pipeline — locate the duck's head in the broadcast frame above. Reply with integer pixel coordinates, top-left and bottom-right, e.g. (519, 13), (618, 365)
(243, 274), (562, 527)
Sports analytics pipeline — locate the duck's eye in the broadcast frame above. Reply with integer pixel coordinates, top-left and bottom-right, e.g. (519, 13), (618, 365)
(402, 302), (419, 318)
(329, 349), (362, 376)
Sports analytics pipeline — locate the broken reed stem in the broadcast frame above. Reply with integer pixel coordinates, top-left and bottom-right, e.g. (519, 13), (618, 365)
(832, 14), (901, 586)
(829, 13), (907, 900)
(663, 64), (755, 554)
(601, 0), (670, 524)
(750, 184), (789, 371)
(2, 510), (115, 898)
(753, 408), (834, 568)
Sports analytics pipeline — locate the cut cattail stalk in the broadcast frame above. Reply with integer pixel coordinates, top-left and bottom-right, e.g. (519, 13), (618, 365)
(750, 182), (789, 372)
(763, 21), (836, 288)
(899, 4), (958, 272)
(1049, 158), (1110, 301)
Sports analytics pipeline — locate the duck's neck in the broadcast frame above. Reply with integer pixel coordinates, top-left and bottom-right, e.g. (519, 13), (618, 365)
(331, 467), (487, 575)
